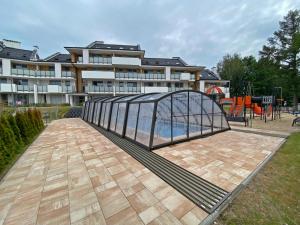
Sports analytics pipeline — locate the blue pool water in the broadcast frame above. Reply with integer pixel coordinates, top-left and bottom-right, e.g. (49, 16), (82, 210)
(156, 122), (205, 138)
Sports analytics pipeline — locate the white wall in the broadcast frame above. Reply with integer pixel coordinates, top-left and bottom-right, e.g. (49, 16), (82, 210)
(142, 86), (168, 93)
(2, 59), (11, 76)
(47, 85), (62, 93)
(0, 83), (16, 92)
(55, 63), (62, 78)
(199, 80), (205, 92)
(180, 72), (190, 81)
(83, 49), (89, 64)
(165, 67), (171, 80)
(112, 57), (141, 66)
(82, 70), (115, 79)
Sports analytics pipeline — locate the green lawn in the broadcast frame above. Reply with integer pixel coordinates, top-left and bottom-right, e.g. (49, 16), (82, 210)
(217, 132), (300, 225)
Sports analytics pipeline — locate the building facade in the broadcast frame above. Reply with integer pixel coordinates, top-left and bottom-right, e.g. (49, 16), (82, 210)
(0, 39), (229, 106)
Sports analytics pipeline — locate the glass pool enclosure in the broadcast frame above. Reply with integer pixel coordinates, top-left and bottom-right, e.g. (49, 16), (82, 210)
(82, 90), (230, 150)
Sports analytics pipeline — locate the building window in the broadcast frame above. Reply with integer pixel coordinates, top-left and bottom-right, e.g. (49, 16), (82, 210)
(127, 82), (137, 87)
(107, 81), (113, 87)
(93, 81), (103, 86)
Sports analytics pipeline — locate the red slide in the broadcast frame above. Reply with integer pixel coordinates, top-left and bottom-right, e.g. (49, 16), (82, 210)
(253, 103), (263, 115)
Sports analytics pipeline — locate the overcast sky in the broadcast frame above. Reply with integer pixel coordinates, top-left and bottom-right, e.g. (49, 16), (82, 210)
(1, 0), (300, 68)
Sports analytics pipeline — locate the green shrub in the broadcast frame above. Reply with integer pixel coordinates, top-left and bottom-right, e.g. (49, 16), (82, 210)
(7, 114), (23, 147)
(0, 109), (44, 175)
(15, 111), (31, 144)
(0, 121), (18, 159)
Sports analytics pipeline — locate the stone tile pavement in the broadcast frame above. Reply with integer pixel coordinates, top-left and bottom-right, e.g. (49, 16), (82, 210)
(155, 130), (285, 192)
(0, 119), (208, 225)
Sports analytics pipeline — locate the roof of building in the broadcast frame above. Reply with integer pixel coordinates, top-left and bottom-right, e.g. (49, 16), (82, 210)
(44, 52), (71, 63)
(141, 57), (189, 67)
(65, 41), (142, 51)
(200, 69), (220, 80)
(0, 46), (38, 61)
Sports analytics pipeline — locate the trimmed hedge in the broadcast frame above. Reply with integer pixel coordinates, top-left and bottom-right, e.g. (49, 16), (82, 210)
(0, 108), (44, 174)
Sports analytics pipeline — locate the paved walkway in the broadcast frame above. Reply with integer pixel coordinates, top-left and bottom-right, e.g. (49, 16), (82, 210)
(0, 119), (208, 225)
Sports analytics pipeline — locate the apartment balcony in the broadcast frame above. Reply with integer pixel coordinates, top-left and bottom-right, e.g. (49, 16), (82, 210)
(89, 56), (112, 64)
(168, 87), (185, 92)
(37, 85), (48, 93)
(62, 86), (75, 93)
(0, 83), (16, 92)
(142, 86), (168, 93)
(190, 74), (195, 80)
(11, 68), (36, 77)
(170, 73), (191, 81)
(77, 56), (83, 63)
(115, 86), (141, 93)
(115, 72), (166, 80)
(61, 71), (76, 78)
(85, 85), (113, 93)
(35, 70), (55, 78)
(17, 85), (34, 92)
(112, 57), (141, 66)
(170, 73), (181, 80)
(82, 71), (114, 79)
(11, 69), (55, 78)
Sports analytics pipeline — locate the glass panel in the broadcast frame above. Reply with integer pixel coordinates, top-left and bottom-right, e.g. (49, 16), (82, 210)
(109, 103), (119, 131)
(85, 102), (90, 121)
(172, 92), (188, 141)
(201, 96), (213, 134)
(115, 103), (127, 135)
(88, 102), (95, 122)
(100, 103), (107, 127)
(135, 103), (154, 146)
(103, 102), (112, 129)
(188, 92), (203, 137)
(125, 104), (139, 140)
(153, 96), (171, 146)
(93, 102), (101, 125)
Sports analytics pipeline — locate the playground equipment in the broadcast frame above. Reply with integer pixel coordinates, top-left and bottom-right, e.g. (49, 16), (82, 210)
(220, 95), (281, 126)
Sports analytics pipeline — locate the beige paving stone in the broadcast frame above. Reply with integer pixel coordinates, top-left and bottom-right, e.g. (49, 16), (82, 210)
(148, 211), (183, 225)
(0, 118), (281, 225)
(105, 207), (143, 225)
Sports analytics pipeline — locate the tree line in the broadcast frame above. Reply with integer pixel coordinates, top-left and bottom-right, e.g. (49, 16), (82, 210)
(217, 10), (300, 110)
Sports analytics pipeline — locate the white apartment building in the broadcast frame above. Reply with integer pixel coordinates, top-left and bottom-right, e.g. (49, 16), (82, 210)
(0, 39), (229, 106)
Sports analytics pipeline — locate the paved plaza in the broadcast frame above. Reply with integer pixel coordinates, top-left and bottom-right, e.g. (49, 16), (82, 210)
(0, 119), (284, 225)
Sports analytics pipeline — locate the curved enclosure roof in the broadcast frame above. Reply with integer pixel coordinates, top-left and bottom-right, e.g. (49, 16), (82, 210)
(82, 90), (230, 150)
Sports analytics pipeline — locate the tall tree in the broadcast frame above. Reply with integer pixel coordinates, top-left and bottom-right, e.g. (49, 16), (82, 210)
(260, 10), (300, 110)
(217, 54), (247, 96)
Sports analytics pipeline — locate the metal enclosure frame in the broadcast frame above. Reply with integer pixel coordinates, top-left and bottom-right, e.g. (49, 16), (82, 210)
(82, 90), (230, 150)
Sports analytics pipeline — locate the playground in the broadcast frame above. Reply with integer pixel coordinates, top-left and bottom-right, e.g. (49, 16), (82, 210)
(206, 84), (300, 132)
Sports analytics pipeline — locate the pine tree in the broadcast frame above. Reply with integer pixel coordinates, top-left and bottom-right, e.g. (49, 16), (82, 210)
(260, 10), (300, 110)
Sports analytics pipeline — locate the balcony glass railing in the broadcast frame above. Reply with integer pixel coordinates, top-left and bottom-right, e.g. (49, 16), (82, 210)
(11, 69), (55, 77)
(115, 72), (166, 80)
(61, 71), (75, 78)
(62, 86), (74, 93)
(35, 70), (55, 77)
(170, 73), (181, 80)
(190, 74), (195, 80)
(0, 67), (2, 74)
(85, 85), (114, 93)
(17, 85), (34, 92)
(77, 57), (83, 63)
(168, 87), (185, 92)
(37, 85), (48, 92)
(115, 86), (141, 93)
(89, 57), (112, 64)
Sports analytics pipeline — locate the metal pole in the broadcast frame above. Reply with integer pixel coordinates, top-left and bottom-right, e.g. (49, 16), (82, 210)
(171, 94), (173, 143)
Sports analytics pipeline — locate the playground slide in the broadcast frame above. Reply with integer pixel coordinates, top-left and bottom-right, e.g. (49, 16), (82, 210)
(253, 103), (263, 115)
